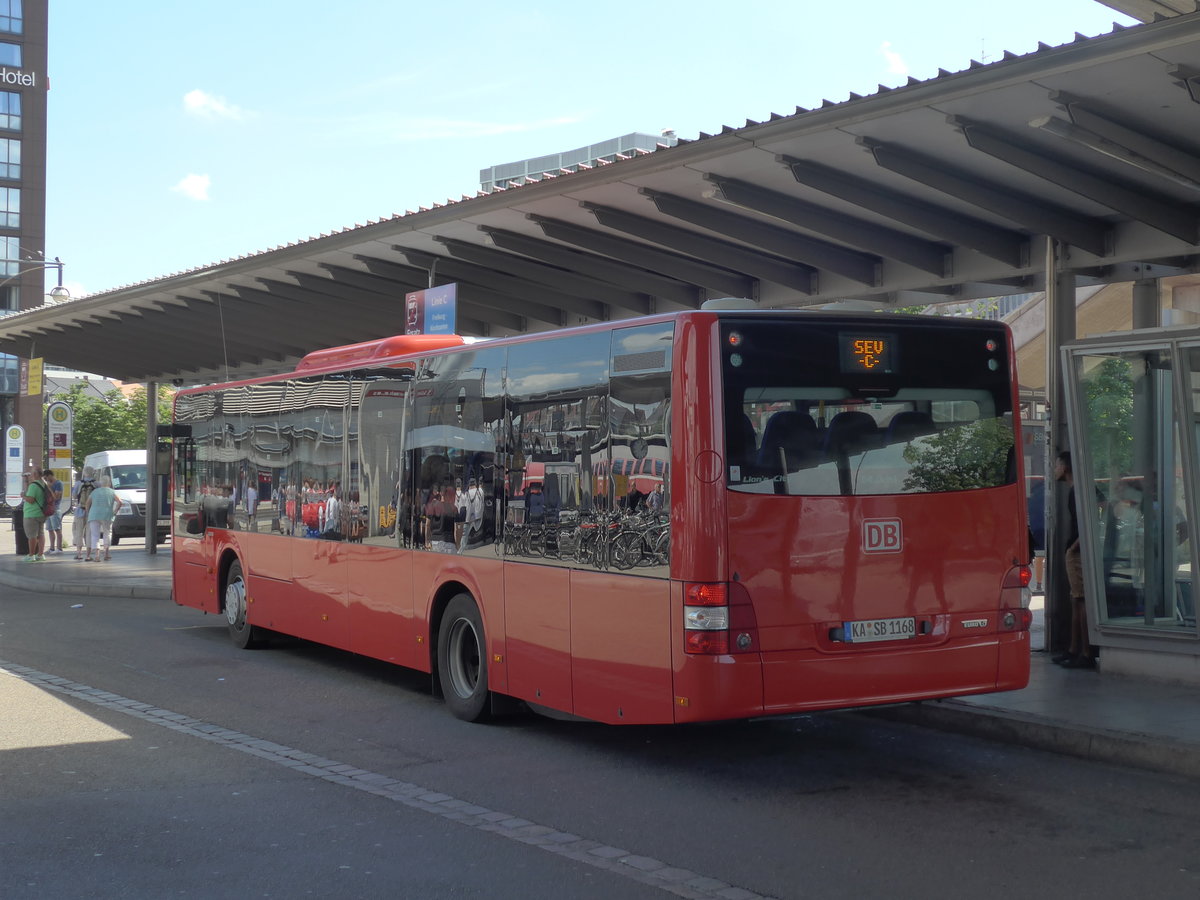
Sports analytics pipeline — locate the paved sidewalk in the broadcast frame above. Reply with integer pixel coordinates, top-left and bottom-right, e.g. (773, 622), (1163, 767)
(3, 516), (1199, 779)
(1, 512), (171, 599)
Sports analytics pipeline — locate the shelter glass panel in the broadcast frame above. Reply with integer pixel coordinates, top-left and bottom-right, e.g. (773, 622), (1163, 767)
(1072, 349), (1193, 634)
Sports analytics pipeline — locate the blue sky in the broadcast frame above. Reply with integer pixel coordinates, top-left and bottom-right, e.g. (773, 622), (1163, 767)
(44, 0), (1137, 297)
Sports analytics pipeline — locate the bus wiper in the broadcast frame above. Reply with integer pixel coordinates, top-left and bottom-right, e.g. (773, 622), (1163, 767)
(775, 447), (789, 496)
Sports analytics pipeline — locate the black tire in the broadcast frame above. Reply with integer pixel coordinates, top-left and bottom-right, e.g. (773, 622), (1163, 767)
(110, 533), (120, 546)
(437, 593), (491, 722)
(224, 559), (265, 649)
(612, 531), (641, 570)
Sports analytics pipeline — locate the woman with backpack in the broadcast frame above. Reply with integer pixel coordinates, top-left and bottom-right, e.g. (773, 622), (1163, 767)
(71, 466), (96, 560)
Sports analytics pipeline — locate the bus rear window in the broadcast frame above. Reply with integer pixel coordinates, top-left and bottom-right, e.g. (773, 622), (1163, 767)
(722, 318), (1015, 496)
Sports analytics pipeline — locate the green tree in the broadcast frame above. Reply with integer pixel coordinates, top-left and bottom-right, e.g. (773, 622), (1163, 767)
(902, 418), (1015, 493)
(47, 383), (173, 469)
(1082, 356), (1135, 483)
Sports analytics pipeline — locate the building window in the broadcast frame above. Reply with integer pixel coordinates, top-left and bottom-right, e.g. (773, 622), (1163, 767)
(1, 283), (16, 313)
(0, 186), (18, 227)
(0, 2), (22, 36)
(0, 137), (17, 179)
(0, 42), (19, 67)
(1, 234), (17, 276)
(0, 91), (19, 130)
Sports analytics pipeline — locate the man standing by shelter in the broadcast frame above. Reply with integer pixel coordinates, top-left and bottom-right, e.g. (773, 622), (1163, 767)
(1053, 451), (1097, 670)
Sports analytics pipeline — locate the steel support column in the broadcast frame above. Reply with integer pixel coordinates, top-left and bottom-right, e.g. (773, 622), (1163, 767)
(1046, 238), (1077, 656)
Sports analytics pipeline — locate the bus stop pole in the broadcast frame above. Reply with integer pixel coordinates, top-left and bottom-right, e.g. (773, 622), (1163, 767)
(1045, 238), (1076, 655)
(145, 381), (158, 555)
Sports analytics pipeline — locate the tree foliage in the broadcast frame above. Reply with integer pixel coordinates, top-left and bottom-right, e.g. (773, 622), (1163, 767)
(47, 384), (173, 469)
(902, 418), (1014, 493)
(1082, 356), (1135, 482)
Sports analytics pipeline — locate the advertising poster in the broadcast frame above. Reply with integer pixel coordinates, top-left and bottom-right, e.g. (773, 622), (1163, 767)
(404, 283), (458, 335)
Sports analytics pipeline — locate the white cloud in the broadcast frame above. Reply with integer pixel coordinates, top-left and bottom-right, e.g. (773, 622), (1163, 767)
(880, 41), (908, 77)
(183, 89), (250, 120)
(171, 173), (211, 201)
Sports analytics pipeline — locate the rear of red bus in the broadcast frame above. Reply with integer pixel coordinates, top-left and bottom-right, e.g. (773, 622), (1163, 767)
(670, 312), (1031, 722)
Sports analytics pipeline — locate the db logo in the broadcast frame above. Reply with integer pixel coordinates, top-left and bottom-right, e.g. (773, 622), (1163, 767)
(863, 518), (903, 553)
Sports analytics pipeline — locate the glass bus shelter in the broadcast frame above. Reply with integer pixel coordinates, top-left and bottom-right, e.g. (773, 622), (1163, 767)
(1062, 327), (1200, 679)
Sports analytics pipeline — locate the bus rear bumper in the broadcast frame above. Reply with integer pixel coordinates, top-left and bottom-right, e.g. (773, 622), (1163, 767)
(673, 632), (1030, 723)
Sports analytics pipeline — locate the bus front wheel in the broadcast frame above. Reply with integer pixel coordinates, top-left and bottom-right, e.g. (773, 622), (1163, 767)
(437, 594), (491, 722)
(224, 560), (265, 650)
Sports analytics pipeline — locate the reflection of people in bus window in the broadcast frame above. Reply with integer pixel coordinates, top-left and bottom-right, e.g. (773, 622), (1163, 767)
(526, 482), (545, 523)
(425, 483), (456, 553)
(624, 483), (646, 511)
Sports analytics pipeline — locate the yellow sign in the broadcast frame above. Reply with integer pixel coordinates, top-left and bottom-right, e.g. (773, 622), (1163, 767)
(26, 357), (42, 396)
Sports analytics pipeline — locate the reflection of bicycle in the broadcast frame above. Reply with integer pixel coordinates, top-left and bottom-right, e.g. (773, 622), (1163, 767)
(612, 512), (670, 569)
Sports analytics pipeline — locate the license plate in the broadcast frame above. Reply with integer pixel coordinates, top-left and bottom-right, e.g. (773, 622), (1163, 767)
(845, 616), (916, 643)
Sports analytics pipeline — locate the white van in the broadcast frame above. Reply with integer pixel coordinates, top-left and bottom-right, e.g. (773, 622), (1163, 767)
(82, 449), (168, 544)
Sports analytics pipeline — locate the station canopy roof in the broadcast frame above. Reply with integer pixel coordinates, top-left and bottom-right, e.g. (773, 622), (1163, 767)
(6, 11), (1200, 385)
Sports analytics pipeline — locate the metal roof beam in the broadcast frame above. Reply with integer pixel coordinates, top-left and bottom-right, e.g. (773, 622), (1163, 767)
(393, 246), (609, 320)
(433, 236), (652, 314)
(319, 261), (424, 297)
(193, 291), (335, 357)
(356, 254), (561, 327)
(286, 270), (408, 308)
(220, 285), (383, 347)
(37, 319), (245, 381)
(393, 248), (596, 323)
(778, 155), (1029, 267)
(858, 136), (1115, 257)
(528, 214), (756, 298)
(640, 188), (881, 286)
(309, 264), (515, 332)
(950, 116), (1199, 245)
(1052, 92), (1200, 186)
(477, 226), (701, 306)
(580, 202), (818, 294)
(702, 174), (952, 277)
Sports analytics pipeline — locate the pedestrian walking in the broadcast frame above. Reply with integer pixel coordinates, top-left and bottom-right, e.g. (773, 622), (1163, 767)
(71, 466), (97, 559)
(85, 474), (119, 562)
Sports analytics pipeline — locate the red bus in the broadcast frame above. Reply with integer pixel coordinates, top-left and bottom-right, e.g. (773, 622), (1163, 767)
(170, 310), (1031, 724)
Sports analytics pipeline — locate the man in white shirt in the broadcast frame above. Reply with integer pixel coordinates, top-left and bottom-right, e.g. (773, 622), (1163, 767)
(458, 477), (485, 553)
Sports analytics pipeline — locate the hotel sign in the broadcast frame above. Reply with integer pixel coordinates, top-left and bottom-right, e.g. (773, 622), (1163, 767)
(0, 67), (36, 87)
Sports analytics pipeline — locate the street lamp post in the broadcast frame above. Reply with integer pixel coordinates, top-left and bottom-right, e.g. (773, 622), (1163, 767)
(2, 252), (69, 492)
(0, 251), (69, 308)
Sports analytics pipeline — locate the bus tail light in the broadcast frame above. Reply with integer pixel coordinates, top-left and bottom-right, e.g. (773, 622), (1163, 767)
(684, 582), (758, 655)
(1000, 565), (1033, 631)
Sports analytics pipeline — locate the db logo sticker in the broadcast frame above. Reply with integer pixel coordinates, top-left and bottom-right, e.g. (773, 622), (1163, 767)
(863, 518), (903, 553)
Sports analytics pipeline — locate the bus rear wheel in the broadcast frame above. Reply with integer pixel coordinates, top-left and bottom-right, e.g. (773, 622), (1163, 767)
(437, 594), (491, 722)
(224, 560), (265, 649)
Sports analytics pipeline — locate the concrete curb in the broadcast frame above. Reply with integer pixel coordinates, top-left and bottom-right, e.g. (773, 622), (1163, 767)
(868, 700), (1200, 780)
(0, 567), (172, 601)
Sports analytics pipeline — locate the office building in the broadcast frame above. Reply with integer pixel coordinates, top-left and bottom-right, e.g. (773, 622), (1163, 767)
(0, 0), (49, 482)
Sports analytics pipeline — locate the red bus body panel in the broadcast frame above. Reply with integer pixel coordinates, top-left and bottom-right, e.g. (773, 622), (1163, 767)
(171, 310), (1030, 725)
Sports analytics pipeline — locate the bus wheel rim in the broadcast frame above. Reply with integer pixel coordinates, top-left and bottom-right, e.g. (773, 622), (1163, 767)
(447, 618), (480, 698)
(225, 577), (246, 628)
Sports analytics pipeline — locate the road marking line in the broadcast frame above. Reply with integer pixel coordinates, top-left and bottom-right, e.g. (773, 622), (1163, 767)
(0, 660), (775, 900)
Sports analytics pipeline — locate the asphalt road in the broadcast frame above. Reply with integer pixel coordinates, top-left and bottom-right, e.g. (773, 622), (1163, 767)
(3, 585), (1200, 900)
